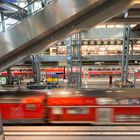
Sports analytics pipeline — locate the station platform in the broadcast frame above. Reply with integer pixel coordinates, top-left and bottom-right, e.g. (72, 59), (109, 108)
(0, 78), (140, 90)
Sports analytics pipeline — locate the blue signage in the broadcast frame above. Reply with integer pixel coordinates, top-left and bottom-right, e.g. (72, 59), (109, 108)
(0, 0), (17, 3)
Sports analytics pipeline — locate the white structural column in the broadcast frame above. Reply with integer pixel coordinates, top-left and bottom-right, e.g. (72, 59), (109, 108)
(6, 67), (12, 85)
(0, 12), (5, 32)
(0, 113), (5, 140)
(66, 32), (82, 88)
(31, 54), (41, 84)
(121, 25), (130, 84)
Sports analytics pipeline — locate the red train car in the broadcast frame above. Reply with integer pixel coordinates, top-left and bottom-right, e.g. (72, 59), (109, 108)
(0, 91), (47, 124)
(1, 88), (140, 124)
(47, 88), (140, 124)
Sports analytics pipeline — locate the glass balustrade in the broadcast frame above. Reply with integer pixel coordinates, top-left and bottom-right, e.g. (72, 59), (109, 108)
(0, 0), (55, 32)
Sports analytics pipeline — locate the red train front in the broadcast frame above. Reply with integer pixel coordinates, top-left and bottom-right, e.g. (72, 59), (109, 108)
(0, 90), (47, 124)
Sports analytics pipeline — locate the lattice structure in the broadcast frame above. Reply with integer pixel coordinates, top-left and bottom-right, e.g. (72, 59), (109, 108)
(66, 32), (82, 88)
(121, 25), (130, 84)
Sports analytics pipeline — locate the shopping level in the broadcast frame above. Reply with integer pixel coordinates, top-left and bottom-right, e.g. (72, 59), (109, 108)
(3, 126), (140, 140)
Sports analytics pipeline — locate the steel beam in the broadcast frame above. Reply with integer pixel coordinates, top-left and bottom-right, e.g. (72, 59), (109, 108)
(125, 9), (140, 18)
(35, 55), (140, 62)
(107, 18), (140, 24)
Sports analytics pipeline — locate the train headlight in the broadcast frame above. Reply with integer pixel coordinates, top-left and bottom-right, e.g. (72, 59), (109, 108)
(26, 104), (36, 110)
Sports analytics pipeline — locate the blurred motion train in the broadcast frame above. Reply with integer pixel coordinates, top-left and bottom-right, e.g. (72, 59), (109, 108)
(1, 88), (140, 124)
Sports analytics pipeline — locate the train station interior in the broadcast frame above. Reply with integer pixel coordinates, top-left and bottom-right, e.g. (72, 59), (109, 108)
(1, 0), (140, 140)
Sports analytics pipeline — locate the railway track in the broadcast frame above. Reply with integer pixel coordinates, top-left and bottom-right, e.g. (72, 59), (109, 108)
(3, 126), (140, 140)
(3, 126), (140, 135)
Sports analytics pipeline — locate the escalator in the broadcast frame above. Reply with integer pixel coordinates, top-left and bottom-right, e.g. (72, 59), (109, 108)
(0, 2), (28, 20)
(0, 0), (138, 71)
(3, 3), (28, 20)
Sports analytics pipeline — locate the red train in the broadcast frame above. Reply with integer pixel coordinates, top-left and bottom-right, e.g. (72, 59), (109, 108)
(1, 67), (140, 79)
(1, 88), (140, 124)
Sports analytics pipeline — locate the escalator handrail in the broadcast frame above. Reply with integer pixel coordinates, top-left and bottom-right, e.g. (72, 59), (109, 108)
(0, 0), (55, 32)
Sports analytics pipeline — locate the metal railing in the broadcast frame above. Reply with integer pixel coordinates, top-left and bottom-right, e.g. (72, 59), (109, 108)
(0, 0), (55, 32)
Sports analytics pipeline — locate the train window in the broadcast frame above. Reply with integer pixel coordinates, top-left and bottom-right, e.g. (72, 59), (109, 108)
(88, 68), (92, 71)
(97, 98), (117, 105)
(83, 68), (87, 71)
(112, 68), (115, 71)
(52, 107), (62, 114)
(67, 107), (89, 114)
(118, 98), (138, 105)
(26, 104), (36, 110)
(137, 98), (140, 104)
(115, 115), (140, 122)
(118, 98), (130, 104)
(128, 98), (139, 104)
(115, 98), (140, 105)
(116, 68), (120, 70)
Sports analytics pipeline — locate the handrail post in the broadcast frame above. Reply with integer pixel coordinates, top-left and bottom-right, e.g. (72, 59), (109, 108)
(0, 12), (5, 32)
(27, 0), (33, 16)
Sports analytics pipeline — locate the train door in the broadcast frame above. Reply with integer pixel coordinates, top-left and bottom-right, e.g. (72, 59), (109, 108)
(96, 108), (112, 123)
(52, 107), (63, 121)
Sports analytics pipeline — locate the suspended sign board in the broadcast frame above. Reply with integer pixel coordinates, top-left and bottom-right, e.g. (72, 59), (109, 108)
(59, 61), (67, 66)
(0, 0), (17, 2)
